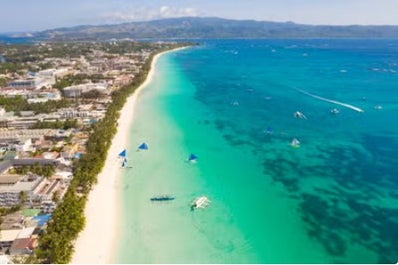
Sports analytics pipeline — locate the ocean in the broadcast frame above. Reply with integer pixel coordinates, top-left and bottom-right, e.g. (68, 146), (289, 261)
(116, 39), (398, 263)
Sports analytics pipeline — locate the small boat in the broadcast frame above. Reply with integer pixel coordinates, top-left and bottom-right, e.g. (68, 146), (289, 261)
(150, 195), (175, 202)
(138, 142), (149, 151)
(330, 108), (340, 114)
(291, 138), (300, 148)
(121, 158), (127, 168)
(191, 196), (210, 210)
(293, 111), (307, 119)
(231, 100), (239, 106)
(121, 158), (132, 168)
(187, 154), (198, 163)
(118, 149), (127, 158)
(374, 105), (382, 110)
(264, 126), (273, 134)
(119, 149), (131, 168)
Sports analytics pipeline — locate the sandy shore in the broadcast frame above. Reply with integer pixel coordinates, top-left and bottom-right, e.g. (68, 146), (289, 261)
(71, 47), (186, 264)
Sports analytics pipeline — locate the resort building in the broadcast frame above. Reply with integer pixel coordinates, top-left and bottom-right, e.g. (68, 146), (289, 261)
(0, 129), (53, 144)
(9, 238), (37, 255)
(6, 79), (36, 90)
(0, 174), (45, 206)
(0, 230), (21, 250)
(0, 227), (37, 255)
(62, 83), (109, 98)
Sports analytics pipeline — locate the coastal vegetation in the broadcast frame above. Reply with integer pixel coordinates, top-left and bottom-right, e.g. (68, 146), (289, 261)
(34, 42), (187, 264)
(13, 164), (56, 178)
(32, 119), (78, 130)
(53, 74), (107, 91)
(0, 96), (74, 115)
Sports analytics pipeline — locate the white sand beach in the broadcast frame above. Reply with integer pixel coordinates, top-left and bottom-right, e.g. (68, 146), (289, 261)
(71, 47), (185, 264)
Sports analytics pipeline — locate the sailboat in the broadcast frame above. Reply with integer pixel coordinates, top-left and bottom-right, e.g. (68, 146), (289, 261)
(187, 154), (198, 163)
(264, 126), (273, 134)
(137, 142), (149, 151)
(118, 149), (127, 158)
(121, 158), (128, 168)
(118, 149), (131, 168)
(291, 138), (300, 148)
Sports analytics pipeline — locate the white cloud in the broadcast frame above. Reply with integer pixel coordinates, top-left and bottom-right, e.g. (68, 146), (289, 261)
(102, 6), (203, 23)
(159, 6), (200, 18)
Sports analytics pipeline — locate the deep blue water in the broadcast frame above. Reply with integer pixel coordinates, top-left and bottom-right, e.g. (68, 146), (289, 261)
(169, 39), (398, 263)
(0, 35), (36, 44)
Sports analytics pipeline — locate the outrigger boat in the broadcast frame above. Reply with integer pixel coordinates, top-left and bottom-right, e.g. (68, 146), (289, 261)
(191, 196), (210, 210)
(150, 195), (175, 202)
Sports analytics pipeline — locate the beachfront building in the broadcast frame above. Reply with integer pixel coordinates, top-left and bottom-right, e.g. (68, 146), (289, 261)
(0, 174), (45, 206)
(0, 129), (53, 145)
(0, 88), (62, 103)
(26, 89), (62, 103)
(13, 139), (33, 152)
(0, 174), (65, 207)
(9, 238), (37, 255)
(5, 119), (39, 130)
(62, 82), (109, 98)
(0, 227), (36, 255)
(32, 178), (65, 203)
(0, 230), (21, 250)
(6, 79), (36, 90)
(57, 108), (88, 119)
(113, 74), (134, 88)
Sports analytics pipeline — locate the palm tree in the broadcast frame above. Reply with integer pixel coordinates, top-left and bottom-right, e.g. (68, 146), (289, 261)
(19, 191), (27, 205)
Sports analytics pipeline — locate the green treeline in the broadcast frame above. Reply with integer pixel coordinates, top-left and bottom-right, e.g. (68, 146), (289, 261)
(53, 74), (108, 91)
(0, 96), (74, 115)
(14, 164), (55, 178)
(35, 44), (185, 264)
(32, 119), (78, 130)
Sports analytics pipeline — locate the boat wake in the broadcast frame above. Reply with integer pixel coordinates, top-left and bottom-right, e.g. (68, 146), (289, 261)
(293, 87), (364, 113)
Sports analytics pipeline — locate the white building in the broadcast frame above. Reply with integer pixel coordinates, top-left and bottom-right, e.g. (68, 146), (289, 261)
(62, 83), (108, 98)
(0, 174), (45, 206)
(14, 138), (33, 152)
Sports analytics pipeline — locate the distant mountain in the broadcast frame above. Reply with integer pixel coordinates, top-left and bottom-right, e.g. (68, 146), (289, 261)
(33, 17), (398, 40)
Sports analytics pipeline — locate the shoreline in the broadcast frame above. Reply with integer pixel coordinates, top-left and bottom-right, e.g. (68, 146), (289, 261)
(71, 46), (187, 264)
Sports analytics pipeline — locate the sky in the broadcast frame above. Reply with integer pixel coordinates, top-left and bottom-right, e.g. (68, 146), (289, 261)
(1, 0), (398, 33)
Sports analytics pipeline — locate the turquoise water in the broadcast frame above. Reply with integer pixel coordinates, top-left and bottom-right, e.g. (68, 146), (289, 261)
(116, 40), (398, 263)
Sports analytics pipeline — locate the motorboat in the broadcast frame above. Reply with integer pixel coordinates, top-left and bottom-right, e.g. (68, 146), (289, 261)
(191, 196), (210, 210)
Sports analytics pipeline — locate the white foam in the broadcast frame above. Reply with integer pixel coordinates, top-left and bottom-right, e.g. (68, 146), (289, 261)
(294, 87), (364, 113)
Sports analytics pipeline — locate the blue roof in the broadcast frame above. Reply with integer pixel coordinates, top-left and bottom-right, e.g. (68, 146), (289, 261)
(33, 214), (51, 227)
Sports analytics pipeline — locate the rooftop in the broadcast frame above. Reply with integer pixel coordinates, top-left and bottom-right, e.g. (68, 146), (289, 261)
(0, 229), (21, 242)
(0, 129), (55, 140)
(0, 175), (23, 185)
(0, 175), (43, 193)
